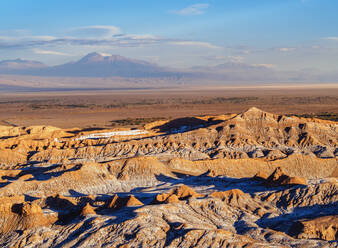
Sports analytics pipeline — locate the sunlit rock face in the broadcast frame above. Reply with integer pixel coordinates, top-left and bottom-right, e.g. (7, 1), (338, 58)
(0, 108), (336, 247)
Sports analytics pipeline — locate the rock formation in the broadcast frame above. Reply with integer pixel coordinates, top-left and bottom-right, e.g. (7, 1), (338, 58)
(0, 107), (336, 247)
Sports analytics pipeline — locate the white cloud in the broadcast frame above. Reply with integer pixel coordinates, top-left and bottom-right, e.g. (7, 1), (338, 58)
(0, 30), (163, 50)
(253, 64), (276, 68)
(279, 47), (296, 52)
(70, 25), (121, 38)
(0, 26), (223, 52)
(171, 4), (209, 16)
(29, 36), (56, 41)
(324, 37), (338, 41)
(97, 52), (111, 57)
(170, 41), (220, 49)
(228, 55), (244, 63)
(33, 49), (70, 56)
(240, 50), (250, 55)
(127, 34), (159, 40)
(0, 36), (16, 41)
(0, 35), (56, 42)
(203, 55), (227, 61)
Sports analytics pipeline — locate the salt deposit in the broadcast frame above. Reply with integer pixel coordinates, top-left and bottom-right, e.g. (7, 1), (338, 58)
(75, 129), (148, 140)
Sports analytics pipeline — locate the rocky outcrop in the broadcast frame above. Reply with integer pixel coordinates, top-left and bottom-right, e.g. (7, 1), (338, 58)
(0, 201), (56, 234)
(291, 215), (338, 241)
(80, 203), (96, 216)
(0, 108), (336, 168)
(154, 185), (202, 204)
(264, 167), (307, 186)
(0, 108), (336, 247)
(108, 194), (143, 209)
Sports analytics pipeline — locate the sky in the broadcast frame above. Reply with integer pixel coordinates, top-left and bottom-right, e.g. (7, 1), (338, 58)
(0, 0), (338, 72)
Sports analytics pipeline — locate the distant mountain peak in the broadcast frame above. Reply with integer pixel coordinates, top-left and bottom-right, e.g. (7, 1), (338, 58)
(8, 58), (25, 62)
(78, 52), (105, 63)
(0, 58), (46, 70)
(0, 53), (177, 78)
(78, 52), (136, 64)
(0, 58), (44, 64)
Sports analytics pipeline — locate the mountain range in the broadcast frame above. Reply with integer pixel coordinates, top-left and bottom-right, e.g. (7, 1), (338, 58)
(0, 53), (180, 78)
(0, 53), (278, 79)
(0, 52), (337, 83)
(0, 58), (47, 72)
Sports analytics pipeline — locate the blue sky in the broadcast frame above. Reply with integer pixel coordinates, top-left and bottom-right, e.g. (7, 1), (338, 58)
(0, 0), (338, 71)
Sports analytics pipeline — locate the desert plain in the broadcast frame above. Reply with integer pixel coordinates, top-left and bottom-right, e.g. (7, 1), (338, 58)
(1, 84), (337, 128)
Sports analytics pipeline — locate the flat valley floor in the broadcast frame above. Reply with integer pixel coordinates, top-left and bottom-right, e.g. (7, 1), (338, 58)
(0, 84), (337, 128)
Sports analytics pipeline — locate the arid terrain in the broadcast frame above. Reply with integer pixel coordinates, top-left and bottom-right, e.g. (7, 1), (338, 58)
(0, 90), (336, 247)
(1, 85), (338, 128)
(1, 0), (338, 246)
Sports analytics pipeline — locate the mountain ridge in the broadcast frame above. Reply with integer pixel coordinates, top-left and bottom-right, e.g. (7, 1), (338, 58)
(1, 53), (338, 83)
(0, 58), (47, 72)
(0, 53), (180, 78)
